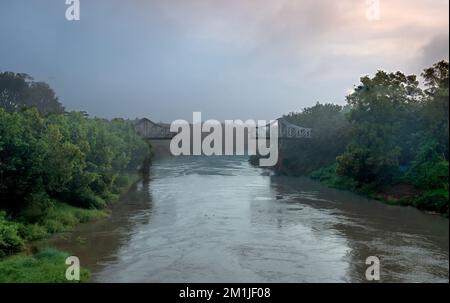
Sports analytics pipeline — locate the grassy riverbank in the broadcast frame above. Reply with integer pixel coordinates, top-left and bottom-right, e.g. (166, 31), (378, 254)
(0, 173), (141, 282)
(0, 248), (90, 283)
(310, 163), (449, 216)
(0, 206), (103, 283)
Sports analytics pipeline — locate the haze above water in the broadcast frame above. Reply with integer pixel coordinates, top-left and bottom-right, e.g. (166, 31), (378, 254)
(45, 156), (449, 282)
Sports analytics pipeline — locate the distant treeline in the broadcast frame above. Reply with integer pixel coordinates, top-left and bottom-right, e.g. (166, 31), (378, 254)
(0, 71), (151, 258)
(271, 60), (449, 215)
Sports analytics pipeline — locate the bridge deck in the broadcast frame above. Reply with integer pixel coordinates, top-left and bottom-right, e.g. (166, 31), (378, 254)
(135, 117), (311, 140)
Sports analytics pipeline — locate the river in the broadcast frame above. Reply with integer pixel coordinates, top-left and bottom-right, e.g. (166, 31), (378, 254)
(43, 156), (449, 282)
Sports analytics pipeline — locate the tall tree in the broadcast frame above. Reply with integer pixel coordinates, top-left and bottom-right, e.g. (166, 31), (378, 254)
(281, 103), (350, 174)
(420, 60), (449, 160)
(336, 71), (423, 185)
(0, 71), (64, 115)
(0, 72), (31, 112)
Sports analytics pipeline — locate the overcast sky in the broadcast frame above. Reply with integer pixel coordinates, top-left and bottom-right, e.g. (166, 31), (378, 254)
(0, 0), (448, 121)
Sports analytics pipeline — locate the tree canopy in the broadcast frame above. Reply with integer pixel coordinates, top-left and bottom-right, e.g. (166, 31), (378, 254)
(0, 71), (64, 115)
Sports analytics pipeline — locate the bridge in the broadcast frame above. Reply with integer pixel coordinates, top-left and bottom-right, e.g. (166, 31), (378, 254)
(134, 118), (173, 140)
(134, 117), (311, 140)
(255, 118), (312, 139)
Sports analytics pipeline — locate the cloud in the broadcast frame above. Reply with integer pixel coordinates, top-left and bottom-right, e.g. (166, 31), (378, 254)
(419, 34), (450, 68)
(140, 0), (448, 75)
(1, 0), (448, 120)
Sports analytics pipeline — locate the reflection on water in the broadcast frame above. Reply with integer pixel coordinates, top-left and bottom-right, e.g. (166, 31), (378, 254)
(44, 156), (449, 282)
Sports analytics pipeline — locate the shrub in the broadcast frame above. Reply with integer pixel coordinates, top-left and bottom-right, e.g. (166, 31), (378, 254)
(407, 141), (449, 190)
(64, 188), (106, 209)
(412, 189), (449, 214)
(114, 175), (132, 192)
(310, 163), (358, 190)
(41, 219), (67, 234)
(18, 224), (48, 241)
(20, 192), (54, 223)
(0, 212), (25, 258)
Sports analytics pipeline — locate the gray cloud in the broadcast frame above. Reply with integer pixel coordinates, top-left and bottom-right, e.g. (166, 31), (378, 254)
(420, 34), (449, 68)
(0, 0), (448, 121)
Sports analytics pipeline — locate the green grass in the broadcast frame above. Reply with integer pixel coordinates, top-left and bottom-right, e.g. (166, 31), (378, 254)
(0, 248), (90, 283)
(1, 204), (106, 282)
(44, 203), (108, 229)
(18, 203), (109, 241)
(19, 173), (137, 241)
(0, 173), (139, 282)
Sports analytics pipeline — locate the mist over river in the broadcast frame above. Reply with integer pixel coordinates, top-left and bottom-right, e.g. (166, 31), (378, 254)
(43, 156), (449, 282)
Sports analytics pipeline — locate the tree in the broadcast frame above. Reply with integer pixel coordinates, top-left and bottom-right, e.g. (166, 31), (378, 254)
(280, 103), (351, 174)
(0, 72), (31, 112)
(27, 82), (64, 115)
(420, 60), (449, 160)
(336, 71), (423, 185)
(0, 71), (64, 115)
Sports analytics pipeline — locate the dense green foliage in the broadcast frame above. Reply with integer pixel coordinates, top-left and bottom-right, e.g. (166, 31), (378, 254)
(0, 211), (25, 258)
(404, 141), (449, 213)
(0, 248), (90, 283)
(0, 72), (151, 281)
(274, 61), (449, 214)
(0, 79), (151, 264)
(0, 108), (150, 218)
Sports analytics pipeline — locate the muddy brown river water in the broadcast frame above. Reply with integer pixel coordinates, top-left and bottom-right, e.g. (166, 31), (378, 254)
(43, 156), (449, 282)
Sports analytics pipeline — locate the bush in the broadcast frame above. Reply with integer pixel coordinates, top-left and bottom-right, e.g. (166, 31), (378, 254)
(41, 219), (67, 234)
(113, 175), (132, 192)
(18, 224), (48, 241)
(78, 189), (106, 209)
(412, 189), (449, 214)
(310, 163), (358, 190)
(20, 192), (54, 223)
(0, 212), (25, 258)
(407, 141), (449, 190)
(0, 107), (151, 218)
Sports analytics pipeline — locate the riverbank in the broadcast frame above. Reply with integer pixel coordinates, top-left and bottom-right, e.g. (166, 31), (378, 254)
(0, 173), (141, 283)
(309, 163), (449, 217)
(249, 153), (448, 217)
